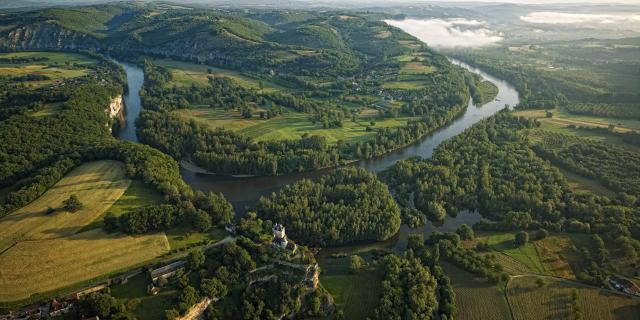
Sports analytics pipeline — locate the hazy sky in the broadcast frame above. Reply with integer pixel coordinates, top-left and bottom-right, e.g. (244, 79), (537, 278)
(358, 0), (640, 3)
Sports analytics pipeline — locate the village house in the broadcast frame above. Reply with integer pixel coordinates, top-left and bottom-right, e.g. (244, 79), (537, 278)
(47, 299), (73, 318)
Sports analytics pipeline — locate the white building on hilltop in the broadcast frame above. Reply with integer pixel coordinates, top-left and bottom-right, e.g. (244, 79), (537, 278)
(272, 223), (297, 253)
(272, 223), (288, 249)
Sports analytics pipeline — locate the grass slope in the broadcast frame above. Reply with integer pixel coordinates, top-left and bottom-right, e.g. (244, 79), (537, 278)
(111, 273), (178, 320)
(0, 160), (130, 252)
(485, 233), (546, 274)
(0, 161), (170, 303)
(153, 59), (280, 92)
(319, 254), (382, 320)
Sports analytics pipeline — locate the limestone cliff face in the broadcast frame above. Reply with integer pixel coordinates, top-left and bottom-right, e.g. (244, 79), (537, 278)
(107, 95), (125, 133)
(0, 22), (100, 51)
(108, 95), (124, 119)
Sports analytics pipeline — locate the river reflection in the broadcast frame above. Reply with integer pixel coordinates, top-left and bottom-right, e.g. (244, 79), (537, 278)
(117, 61), (144, 143)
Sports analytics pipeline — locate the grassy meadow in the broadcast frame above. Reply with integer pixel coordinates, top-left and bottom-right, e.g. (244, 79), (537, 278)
(0, 161), (171, 303)
(319, 254), (382, 320)
(0, 51), (96, 89)
(111, 273), (179, 320)
(0, 161), (131, 252)
(516, 108), (640, 134)
(176, 107), (411, 144)
(514, 108), (640, 196)
(153, 59), (280, 92)
(483, 233), (546, 274)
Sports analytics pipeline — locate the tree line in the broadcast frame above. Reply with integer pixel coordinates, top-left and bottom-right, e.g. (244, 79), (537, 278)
(256, 167), (401, 247)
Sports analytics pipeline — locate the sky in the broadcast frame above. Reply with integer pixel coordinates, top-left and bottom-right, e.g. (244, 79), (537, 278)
(344, 0), (640, 4)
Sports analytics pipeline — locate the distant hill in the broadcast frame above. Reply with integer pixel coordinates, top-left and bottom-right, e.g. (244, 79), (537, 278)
(0, 3), (418, 76)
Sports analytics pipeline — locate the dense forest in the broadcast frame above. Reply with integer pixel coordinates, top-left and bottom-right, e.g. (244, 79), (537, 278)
(374, 254), (438, 319)
(384, 113), (640, 235)
(256, 167), (401, 247)
(532, 131), (640, 195)
(0, 53), (232, 231)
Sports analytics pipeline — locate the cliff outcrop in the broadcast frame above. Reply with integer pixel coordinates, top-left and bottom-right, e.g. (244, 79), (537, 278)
(0, 22), (100, 51)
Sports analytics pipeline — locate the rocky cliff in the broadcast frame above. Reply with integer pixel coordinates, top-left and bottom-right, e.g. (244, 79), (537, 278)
(0, 22), (100, 51)
(107, 95), (125, 133)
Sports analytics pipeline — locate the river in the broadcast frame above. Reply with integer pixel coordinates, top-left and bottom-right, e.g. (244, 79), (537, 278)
(116, 61), (144, 143)
(115, 49), (519, 251)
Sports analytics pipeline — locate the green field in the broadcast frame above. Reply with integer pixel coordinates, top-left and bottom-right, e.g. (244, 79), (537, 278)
(515, 108), (640, 196)
(0, 161), (170, 303)
(81, 179), (164, 231)
(111, 273), (178, 320)
(443, 263), (512, 320)
(508, 276), (640, 320)
(165, 225), (227, 251)
(483, 233), (546, 274)
(0, 161), (131, 252)
(153, 59), (280, 92)
(319, 255), (382, 320)
(176, 107), (411, 144)
(515, 108), (640, 136)
(0, 52), (96, 89)
(382, 80), (427, 90)
(532, 233), (601, 280)
(0, 229), (169, 302)
(399, 61), (436, 75)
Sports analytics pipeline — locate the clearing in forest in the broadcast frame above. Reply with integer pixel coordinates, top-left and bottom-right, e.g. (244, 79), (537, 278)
(319, 252), (383, 320)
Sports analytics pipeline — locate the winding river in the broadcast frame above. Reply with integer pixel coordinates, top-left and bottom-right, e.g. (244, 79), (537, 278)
(115, 48), (519, 251)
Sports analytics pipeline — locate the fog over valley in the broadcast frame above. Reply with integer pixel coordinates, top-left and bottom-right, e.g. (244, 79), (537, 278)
(385, 18), (503, 48)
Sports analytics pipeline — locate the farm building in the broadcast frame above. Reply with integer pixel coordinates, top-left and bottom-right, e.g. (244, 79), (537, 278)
(68, 283), (107, 300)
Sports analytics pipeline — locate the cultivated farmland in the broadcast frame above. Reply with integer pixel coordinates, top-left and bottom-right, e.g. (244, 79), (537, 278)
(0, 51), (96, 89)
(508, 275), (640, 320)
(0, 229), (169, 302)
(0, 161), (130, 252)
(0, 161), (170, 303)
(176, 107), (410, 144)
(443, 263), (512, 320)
